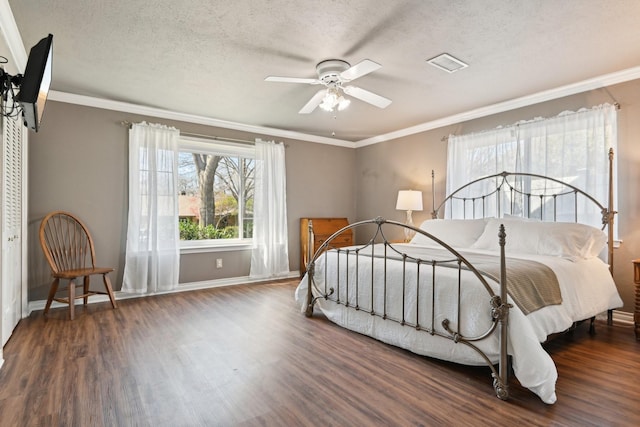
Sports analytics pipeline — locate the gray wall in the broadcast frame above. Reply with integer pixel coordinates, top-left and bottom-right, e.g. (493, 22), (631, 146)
(28, 102), (356, 299)
(355, 78), (640, 313)
(29, 78), (640, 313)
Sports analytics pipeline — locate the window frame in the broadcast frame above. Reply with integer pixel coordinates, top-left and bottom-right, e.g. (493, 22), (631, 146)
(178, 136), (255, 251)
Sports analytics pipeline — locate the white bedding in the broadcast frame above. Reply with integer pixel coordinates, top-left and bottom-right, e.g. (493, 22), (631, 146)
(295, 243), (622, 404)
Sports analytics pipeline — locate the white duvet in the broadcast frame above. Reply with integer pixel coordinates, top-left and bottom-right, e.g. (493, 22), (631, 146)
(295, 244), (622, 404)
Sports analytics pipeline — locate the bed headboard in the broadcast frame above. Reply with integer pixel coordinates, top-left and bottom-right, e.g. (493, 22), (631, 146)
(432, 148), (616, 272)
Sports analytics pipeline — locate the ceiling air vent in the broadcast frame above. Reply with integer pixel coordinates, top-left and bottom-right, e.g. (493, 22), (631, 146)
(426, 53), (468, 73)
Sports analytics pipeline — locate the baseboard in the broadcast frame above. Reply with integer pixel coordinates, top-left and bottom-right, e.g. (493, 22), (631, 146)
(27, 271), (301, 314)
(610, 309), (634, 325)
(596, 309), (633, 325)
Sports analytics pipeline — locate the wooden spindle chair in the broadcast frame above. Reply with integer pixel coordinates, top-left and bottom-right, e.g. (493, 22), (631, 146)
(39, 211), (117, 320)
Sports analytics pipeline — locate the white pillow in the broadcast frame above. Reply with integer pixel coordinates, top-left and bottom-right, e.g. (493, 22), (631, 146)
(471, 217), (540, 253)
(538, 222), (607, 260)
(471, 217), (607, 261)
(410, 218), (489, 249)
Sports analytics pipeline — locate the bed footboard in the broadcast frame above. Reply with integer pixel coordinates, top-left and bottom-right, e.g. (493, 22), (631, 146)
(303, 217), (511, 400)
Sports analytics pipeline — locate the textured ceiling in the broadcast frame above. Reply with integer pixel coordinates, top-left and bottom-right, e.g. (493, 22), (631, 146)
(8, 0), (640, 142)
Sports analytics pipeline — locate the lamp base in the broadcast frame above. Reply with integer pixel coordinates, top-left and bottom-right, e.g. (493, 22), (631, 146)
(404, 210), (416, 242)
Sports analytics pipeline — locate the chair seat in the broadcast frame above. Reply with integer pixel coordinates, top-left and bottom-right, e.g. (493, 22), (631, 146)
(53, 267), (114, 279)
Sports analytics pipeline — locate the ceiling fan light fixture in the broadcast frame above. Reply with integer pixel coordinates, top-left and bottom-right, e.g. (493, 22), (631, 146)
(319, 87), (350, 112)
(337, 96), (350, 111)
(319, 89), (337, 111)
(426, 53), (468, 73)
(319, 100), (334, 112)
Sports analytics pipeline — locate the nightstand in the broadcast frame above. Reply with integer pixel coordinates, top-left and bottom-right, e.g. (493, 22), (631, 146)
(632, 259), (640, 340)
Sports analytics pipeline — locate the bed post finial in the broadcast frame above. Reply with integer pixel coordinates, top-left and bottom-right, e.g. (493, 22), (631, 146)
(305, 220), (314, 317)
(431, 169), (439, 219)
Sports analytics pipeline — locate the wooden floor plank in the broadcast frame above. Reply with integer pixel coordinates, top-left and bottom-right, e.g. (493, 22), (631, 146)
(0, 279), (638, 426)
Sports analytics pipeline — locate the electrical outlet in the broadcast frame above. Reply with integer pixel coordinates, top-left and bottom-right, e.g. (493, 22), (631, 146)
(216, 258), (223, 269)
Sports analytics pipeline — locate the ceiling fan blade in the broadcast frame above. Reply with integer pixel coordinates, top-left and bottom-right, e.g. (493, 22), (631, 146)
(299, 89), (327, 114)
(265, 76), (320, 84)
(343, 86), (392, 109)
(340, 59), (381, 81)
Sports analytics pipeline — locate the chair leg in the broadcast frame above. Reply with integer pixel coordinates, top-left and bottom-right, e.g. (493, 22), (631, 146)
(44, 278), (60, 317)
(103, 274), (117, 309)
(69, 280), (76, 321)
(83, 275), (90, 306)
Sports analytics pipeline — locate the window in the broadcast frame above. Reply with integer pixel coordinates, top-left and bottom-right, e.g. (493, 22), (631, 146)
(178, 136), (255, 248)
(446, 104), (617, 230)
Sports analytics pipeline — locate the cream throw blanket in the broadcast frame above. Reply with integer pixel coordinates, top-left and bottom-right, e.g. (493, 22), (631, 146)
(450, 251), (562, 315)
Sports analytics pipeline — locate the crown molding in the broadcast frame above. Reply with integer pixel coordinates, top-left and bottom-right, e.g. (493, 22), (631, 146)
(355, 65), (640, 148)
(48, 91), (355, 148)
(49, 59), (640, 150)
(0, 0), (27, 69)
(31, 66), (640, 151)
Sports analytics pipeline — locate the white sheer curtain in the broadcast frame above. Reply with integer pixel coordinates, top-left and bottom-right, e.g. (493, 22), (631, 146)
(250, 139), (290, 279)
(122, 122), (180, 293)
(446, 126), (516, 203)
(446, 103), (617, 226)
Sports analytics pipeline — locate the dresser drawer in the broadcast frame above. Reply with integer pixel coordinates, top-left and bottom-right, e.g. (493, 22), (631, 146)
(308, 218), (349, 235)
(315, 233), (353, 248)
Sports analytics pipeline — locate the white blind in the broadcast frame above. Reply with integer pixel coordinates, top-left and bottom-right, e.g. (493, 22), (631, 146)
(2, 108), (22, 235)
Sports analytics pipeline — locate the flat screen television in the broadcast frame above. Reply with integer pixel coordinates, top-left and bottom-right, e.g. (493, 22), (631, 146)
(17, 34), (53, 132)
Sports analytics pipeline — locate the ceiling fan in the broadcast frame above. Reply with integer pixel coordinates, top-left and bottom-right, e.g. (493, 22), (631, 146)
(265, 59), (392, 114)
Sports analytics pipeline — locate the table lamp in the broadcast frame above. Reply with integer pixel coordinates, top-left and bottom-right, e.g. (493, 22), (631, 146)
(396, 190), (423, 242)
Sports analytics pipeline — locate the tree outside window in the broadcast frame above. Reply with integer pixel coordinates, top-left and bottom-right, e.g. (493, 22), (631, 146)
(178, 141), (254, 242)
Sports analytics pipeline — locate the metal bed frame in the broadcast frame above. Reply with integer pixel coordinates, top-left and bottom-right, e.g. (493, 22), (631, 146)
(303, 149), (616, 401)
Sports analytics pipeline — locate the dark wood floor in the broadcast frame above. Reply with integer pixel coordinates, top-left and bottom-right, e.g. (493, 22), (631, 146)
(0, 279), (638, 426)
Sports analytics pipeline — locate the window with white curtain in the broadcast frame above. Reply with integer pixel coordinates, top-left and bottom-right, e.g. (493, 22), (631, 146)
(446, 103), (618, 229)
(178, 136), (255, 249)
(126, 128), (288, 282)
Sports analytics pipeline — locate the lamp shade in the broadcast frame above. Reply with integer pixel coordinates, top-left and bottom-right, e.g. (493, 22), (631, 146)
(396, 190), (423, 211)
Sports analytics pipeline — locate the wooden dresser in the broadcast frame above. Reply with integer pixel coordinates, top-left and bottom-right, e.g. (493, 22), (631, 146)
(300, 218), (353, 276)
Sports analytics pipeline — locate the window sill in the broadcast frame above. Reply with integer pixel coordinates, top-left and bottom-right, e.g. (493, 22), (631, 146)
(180, 241), (253, 254)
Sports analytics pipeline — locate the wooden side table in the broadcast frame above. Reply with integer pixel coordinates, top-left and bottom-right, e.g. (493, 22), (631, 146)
(632, 259), (640, 340)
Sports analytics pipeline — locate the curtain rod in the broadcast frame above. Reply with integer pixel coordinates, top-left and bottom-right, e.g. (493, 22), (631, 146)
(119, 120), (255, 145)
(441, 102), (620, 142)
(181, 131), (254, 145)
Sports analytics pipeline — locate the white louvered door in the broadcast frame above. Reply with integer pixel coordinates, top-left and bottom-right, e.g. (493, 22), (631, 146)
(1, 109), (23, 346)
